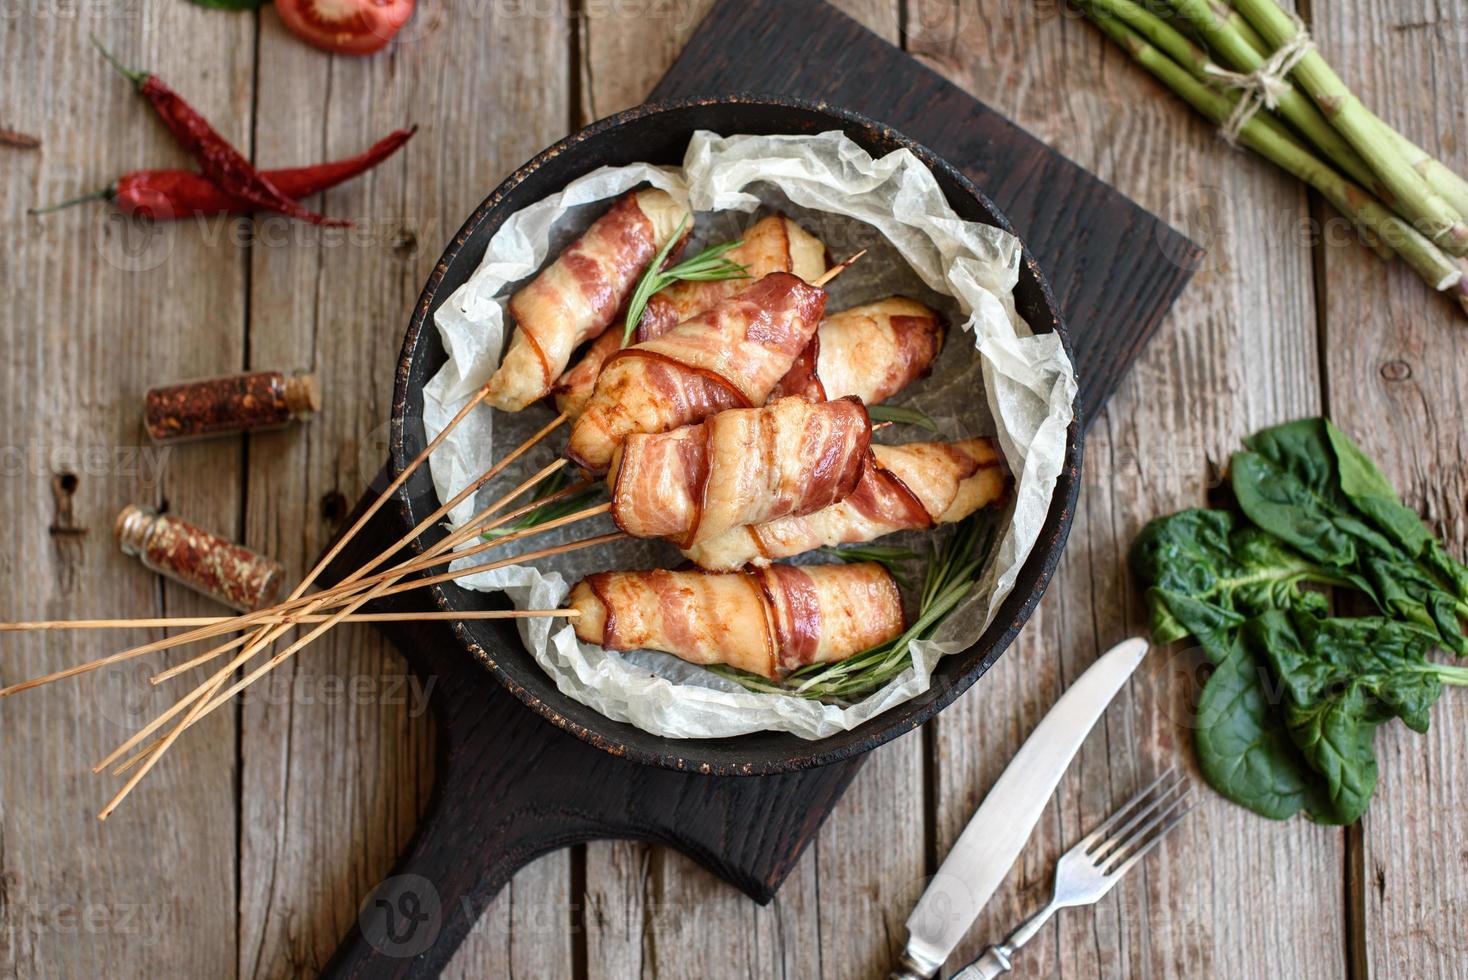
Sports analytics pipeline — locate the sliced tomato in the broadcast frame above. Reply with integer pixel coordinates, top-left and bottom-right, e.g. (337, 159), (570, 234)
(275, 0), (416, 56)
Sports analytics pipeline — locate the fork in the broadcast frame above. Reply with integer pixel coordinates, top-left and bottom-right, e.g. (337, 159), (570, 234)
(951, 768), (1196, 980)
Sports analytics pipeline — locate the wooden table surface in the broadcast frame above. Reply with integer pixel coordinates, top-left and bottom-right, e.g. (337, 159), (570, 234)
(3, 1), (1466, 977)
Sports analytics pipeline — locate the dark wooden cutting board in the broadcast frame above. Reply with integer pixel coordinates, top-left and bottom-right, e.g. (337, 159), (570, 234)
(320, 2), (1201, 976)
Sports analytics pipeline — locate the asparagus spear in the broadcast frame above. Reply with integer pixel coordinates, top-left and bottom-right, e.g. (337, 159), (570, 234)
(1076, 0), (1461, 295)
(1231, 0), (1468, 256)
(1215, 4), (1468, 222)
(1365, 109), (1468, 220)
(1163, 0), (1387, 202)
(1084, 0), (1380, 258)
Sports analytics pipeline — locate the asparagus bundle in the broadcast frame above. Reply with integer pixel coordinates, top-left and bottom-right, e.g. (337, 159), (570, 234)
(1078, 0), (1468, 314)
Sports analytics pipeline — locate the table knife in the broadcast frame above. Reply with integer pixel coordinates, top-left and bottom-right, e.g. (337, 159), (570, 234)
(888, 637), (1149, 979)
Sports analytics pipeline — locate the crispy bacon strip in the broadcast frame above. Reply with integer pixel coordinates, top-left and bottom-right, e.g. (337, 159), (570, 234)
(683, 438), (1009, 571)
(770, 296), (945, 404)
(565, 271), (828, 474)
(567, 562), (904, 678)
(607, 396), (871, 548)
(554, 214), (827, 419)
(486, 188), (689, 412)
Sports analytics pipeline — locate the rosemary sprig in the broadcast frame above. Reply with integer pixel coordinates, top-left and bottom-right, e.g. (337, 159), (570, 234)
(711, 515), (999, 701)
(867, 404), (939, 432)
(622, 218), (749, 346)
(818, 542), (922, 589)
(481, 469), (604, 540)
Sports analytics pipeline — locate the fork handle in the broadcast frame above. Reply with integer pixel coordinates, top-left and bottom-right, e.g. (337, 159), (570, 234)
(951, 902), (1059, 979)
(951, 944), (1013, 980)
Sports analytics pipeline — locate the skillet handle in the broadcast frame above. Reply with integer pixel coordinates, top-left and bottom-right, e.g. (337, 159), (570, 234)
(314, 464), (865, 979)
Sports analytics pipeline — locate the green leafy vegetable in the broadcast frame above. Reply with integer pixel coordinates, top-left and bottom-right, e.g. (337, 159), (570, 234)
(1193, 632), (1322, 821)
(867, 404), (939, 432)
(1132, 416), (1468, 825)
(713, 515), (996, 700)
(622, 221), (748, 346)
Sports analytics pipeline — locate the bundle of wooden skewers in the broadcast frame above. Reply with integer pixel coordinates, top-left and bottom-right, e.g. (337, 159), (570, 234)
(1077, 0), (1468, 313)
(1, 191), (1013, 819)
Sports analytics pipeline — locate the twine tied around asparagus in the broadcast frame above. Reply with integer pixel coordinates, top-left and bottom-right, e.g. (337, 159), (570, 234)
(1203, 11), (1314, 145)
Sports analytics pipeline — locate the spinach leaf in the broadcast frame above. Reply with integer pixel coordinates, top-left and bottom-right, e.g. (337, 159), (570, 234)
(1234, 417), (1468, 653)
(1130, 509), (1334, 644)
(1282, 685), (1380, 825)
(1194, 632), (1321, 820)
(1134, 416), (1468, 825)
(1239, 608), (1468, 824)
(1325, 419), (1468, 599)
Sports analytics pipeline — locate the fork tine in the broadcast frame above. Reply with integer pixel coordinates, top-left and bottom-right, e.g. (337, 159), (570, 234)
(1099, 787), (1196, 872)
(1088, 770), (1186, 860)
(1077, 767), (1178, 851)
(1103, 798), (1197, 880)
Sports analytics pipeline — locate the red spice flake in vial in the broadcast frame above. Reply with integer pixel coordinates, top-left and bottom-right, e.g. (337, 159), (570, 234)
(144, 369), (320, 443)
(114, 505), (287, 611)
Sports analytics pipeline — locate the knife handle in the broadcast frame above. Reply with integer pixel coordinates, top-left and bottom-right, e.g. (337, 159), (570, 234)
(887, 950), (934, 979)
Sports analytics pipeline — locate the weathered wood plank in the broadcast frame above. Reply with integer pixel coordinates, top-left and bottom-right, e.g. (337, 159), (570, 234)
(0, 10), (251, 978)
(234, 4), (574, 978)
(577, 0), (899, 121)
(907, 2), (1345, 976)
(577, 4), (917, 977)
(1311, 1), (1468, 975)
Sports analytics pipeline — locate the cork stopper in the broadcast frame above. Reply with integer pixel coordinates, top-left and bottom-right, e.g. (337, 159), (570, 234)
(283, 372), (321, 416)
(114, 504), (158, 557)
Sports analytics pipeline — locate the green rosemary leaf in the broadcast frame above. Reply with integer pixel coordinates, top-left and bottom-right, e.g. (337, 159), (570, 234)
(482, 473), (604, 540)
(621, 225), (749, 346)
(867, 404), (940, 432)
(818, 543), (922, 589)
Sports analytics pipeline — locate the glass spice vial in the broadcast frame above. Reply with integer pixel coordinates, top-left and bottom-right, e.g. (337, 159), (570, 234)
(115, 505), (287, 612)
(144, 369), (320, 444)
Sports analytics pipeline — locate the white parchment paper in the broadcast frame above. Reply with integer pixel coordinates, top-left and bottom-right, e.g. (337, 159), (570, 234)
(422, 131), (1077, 740)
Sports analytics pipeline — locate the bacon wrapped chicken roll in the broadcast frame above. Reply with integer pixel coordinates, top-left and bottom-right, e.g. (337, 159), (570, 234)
(554, 214), (827, 418)
(770, 296), (944, 404)
(683, 438), (1008, 571)
(566, 271), (827, 474)
(607, 396), (871, 548)
(485, 188), (689, 412)
(568, 562), (904, 678)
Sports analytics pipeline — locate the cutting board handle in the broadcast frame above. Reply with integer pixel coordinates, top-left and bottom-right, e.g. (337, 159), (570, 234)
(315, 465), (862, 979)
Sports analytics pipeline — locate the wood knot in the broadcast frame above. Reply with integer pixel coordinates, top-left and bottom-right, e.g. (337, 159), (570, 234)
(320, 490), (349, 525)
(393, 227), (418, 257)
(1380, 359), (1413, 381)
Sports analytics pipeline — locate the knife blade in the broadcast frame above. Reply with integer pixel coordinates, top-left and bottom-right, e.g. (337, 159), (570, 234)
(890, 637), (1149, 979)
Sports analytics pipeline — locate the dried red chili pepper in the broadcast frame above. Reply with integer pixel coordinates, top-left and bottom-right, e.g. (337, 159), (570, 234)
(30, 127), (416, 220)
(92, 38), (349, 227)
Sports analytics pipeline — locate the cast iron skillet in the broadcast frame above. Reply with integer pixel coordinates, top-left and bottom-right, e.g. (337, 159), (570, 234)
(389, 95), (1082, 775)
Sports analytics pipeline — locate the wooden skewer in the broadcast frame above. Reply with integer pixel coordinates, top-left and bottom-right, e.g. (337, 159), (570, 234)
(0, 610), (579, 631)
(145, 489), (603, 685)
(109, 492), (599, 762)
(110, 410), (563, 679)
(812, 249), (865, 288)
(108, 531), (624, 778)
(2, 435), (574, 701)
(97, 415), (575, 819)
(173, 414), (572, 716)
